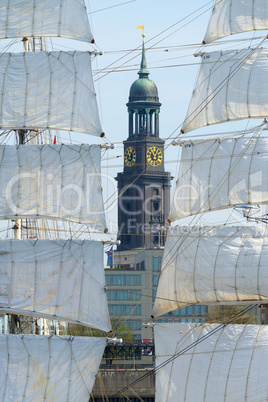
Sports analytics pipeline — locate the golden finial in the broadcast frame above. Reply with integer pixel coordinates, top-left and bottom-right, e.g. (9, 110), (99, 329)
(137, 25), (145, 41)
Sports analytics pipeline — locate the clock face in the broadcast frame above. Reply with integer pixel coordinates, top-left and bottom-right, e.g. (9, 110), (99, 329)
(124, 146), (136, 167)
(146, 146), (163, 166)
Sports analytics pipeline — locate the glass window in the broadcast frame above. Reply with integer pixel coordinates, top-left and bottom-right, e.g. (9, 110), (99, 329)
(201, 305), (208, 314)
(135, 290), (141, 301)
(105, 276), (110, 286)
(108, 304), (141, 316)
(153, 202), (159, 212)
(107, 274), (141, 286)
(152, 256), (162, 272)
(153, 235), (159, 244)
(125, 320), (141, 331)
(152, 289), (157, 302)
(107, 289), (141, 301)
(152, 274), (159, 286)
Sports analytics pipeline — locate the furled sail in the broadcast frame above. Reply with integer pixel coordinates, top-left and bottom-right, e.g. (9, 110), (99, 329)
(0, 335), (105, 401)
(0, 0), (94, 43)
(0, 144), (107, 229)
(152, 226), (268, 318)
(203, 0), (268, 44)
(0, 239), (111, 332)
(169, 136), (268, 221)
(181, 49), (268, 133)
(0, 51), (104, 136)
(155, 323), (268, 402)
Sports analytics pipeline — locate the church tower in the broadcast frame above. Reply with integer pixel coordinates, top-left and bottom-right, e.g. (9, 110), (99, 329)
(116, 35), (172, 251)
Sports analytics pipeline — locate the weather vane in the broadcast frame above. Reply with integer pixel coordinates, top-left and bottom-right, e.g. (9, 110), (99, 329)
(137, 25), (145, 41)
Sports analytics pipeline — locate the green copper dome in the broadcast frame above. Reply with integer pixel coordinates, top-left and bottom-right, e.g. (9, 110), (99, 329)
(129, 78), (159, 102)
(128, 41), (159, 103)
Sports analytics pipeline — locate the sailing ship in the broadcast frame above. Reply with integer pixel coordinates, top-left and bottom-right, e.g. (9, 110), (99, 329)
(0, 1), (114, 400)
(152, 0), (268, 400)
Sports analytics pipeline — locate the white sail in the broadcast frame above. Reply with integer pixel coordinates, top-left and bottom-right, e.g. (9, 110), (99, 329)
(155, 323), (268, 402)
(152, 226), (268, 318)
(0, 0), (94, 43)
(0, 144), (107, 229)
(0, 239), (111, 332)
(181, 49), (268, 133)
(0, 51), (104, 136)
(203, 0), (268, 44)
(0, 335), (105, 401)
(169, 136), (268, 221)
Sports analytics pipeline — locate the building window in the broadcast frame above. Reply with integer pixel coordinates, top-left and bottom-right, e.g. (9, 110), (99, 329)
(153, 234), (159, 244)
(108, 304), (141, 316)
(136, 261), (145, 271)
(152, 289), (157, 303)
(152, 274), (159, 286)
(125, 320), (142, 331)
(152, 201), (160, 212)
(106, 290), (141, 301)
(152, 256), (162, 271)
(153, 188), (159, 196)
(105, 274), (141, 286)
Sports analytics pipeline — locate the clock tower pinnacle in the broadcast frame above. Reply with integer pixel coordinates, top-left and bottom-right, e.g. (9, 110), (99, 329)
(115, 35), (172, 251)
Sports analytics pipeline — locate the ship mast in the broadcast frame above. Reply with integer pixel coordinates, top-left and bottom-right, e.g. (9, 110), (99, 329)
(11, 37), (29, 334)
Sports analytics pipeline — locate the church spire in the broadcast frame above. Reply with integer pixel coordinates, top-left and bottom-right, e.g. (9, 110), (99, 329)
(138, 33), (149, 78)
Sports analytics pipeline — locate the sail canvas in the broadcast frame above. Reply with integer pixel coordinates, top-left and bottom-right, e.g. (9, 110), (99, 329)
(169, 136), (268, 220)
(0, 0), (94, 42)
(152, 226), (268, 318)
(155, 323), (268, 402)
(181, 49), (268, 133)
(0, 51), (104, 136)
(0, 144), (107, 229)
(0, 239), (111, 332)
(203, 0), (268, 44)
(0, 335), (106, 401)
